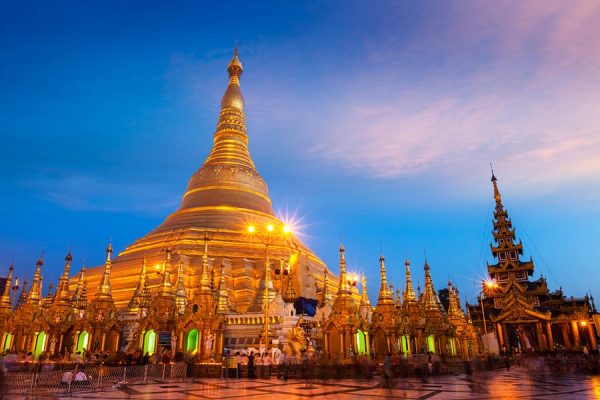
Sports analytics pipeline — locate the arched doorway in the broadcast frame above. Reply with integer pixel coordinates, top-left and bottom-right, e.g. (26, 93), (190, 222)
(76, 331), (90, 353)
(1, 332), (13, 351)
(427, 334), (436, 353)
(373, 329), (388, 356)
(400, 334), (411, 356)
(328, 325), (342, 356)
(104, 329), (120, 353)
(186, 329), (199, 354)
(143, 330), (156, 356)
(355, 330), (367, 354)
(448, 337), (456, 356)
(33, 331), (47, 358)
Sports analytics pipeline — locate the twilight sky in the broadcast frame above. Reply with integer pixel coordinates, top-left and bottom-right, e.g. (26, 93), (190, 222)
(2, 0), (600, 305)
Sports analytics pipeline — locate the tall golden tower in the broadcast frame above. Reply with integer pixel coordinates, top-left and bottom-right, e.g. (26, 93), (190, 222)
(77, 49), (328, 312)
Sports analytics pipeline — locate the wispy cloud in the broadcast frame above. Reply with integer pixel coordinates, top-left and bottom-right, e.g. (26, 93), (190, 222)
(296, 1), (600, 195)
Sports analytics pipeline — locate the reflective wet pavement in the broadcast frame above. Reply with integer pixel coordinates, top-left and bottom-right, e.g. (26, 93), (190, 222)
(41, 367), (600, 399)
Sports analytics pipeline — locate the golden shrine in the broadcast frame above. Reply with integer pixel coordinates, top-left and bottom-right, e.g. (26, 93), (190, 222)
(0, 50), (597, 362)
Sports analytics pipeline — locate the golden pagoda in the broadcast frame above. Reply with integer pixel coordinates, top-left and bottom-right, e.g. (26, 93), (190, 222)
(76, 49), (328, 313)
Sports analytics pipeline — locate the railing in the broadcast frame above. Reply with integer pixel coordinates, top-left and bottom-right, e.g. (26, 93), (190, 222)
(1, 362), (187, 398)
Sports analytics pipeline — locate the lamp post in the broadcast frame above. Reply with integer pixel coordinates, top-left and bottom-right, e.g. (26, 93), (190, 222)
(479, 279), (499, 354)
(247, 223), (292, 349)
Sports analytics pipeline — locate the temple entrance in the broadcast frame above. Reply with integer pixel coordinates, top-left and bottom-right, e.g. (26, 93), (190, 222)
(61, 327), (74, 353)
(355, 330), (367, 354)
(105, 329), (120, 352)
(186, 329), (199, 354)
(373, 329), (388, 356)
(33, 331), (47, 358)
(507, 324), (536, 352)
(327, 325), (342, 356)
(448, 337), (456, 356)
(76, 331), (90, 353)
(143, 330), (157, 356)
(427, 334), (436, 353)
(1, 332), (13, 351)
(400, 334), (411, 356)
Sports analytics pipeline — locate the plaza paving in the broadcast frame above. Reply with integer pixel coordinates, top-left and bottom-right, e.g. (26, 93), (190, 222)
(43, 367), (600, 399)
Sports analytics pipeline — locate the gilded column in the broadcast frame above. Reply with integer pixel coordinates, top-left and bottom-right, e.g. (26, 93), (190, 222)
(562, 323), (571, 349)
(535, 322), (545, 351)
(588, 324), (597, 350)
(324, 332), (329, 353)
(571, 321), (580, 350)
(546, 322), (554, 350)
(496, 323), (504, 349)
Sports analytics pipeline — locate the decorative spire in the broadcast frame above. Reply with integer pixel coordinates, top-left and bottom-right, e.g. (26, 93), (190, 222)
(27, 255), (44, 304)
(403, 258), (417, 303)
(446, 281), (463, 319)
(322, 268), (333, 306)
(129, 257), (152, 312)
(216, 262), (232, 314)
(199, 236), (212, 293)
(360, 273), (371, 306)
(17, 279), (28, 308)
(159, 248), (174, 297)
(337, 243), (351, 296)
(377, 255), (394, 305)
(54, 251), (72, 305)
(174, 258), (187, 314)
(95, 241), (114, 302)
(71, 264), (88, 311)
(422, 260), (442, 312)
(491, 163), (501, 205)
(0, 264), (14, 316)
(285, 265), (297, 303)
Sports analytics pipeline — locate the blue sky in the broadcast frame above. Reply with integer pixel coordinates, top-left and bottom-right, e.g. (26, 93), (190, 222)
(2, 1), (600, 305)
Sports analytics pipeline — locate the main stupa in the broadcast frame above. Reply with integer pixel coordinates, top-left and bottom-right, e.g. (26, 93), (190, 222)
(78, 49), (327, 312)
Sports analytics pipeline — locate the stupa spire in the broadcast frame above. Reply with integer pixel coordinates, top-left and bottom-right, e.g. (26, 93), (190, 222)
(199, 236), (212, 293)
(17, 279), (28, 308)
(337, 243), (351, 296)
(27, 255), (44, 304)
(71, 264), (87, 311)
(54, 251), (72, 305)
(216, 262), (232, 314)
(95, 241), (114, 301)
(174, 258), (187, 314)
(403, 258), (417, 303)
(0, 264), (14, 315)
(129, 257), (151, 312)
(360, 273), (371, 306)
(422, 259), (442, 312)
(322, 268), (333, 306)
(159, 248), (174, 297)
(377, 255), (394, 305)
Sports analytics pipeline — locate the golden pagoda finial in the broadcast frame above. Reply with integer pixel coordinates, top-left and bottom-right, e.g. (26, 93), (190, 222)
(221, 47), (244, 110)
(174, 258), (187, 314)
(54, 250), (72, 305)
(0, 264), (14, 315)
(95, 241), (114, 302)
(337, 243), (351, 296)
(403, 258), (417, 303)
(377, 255), (394, 305)
(27, 255), (44, 304)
